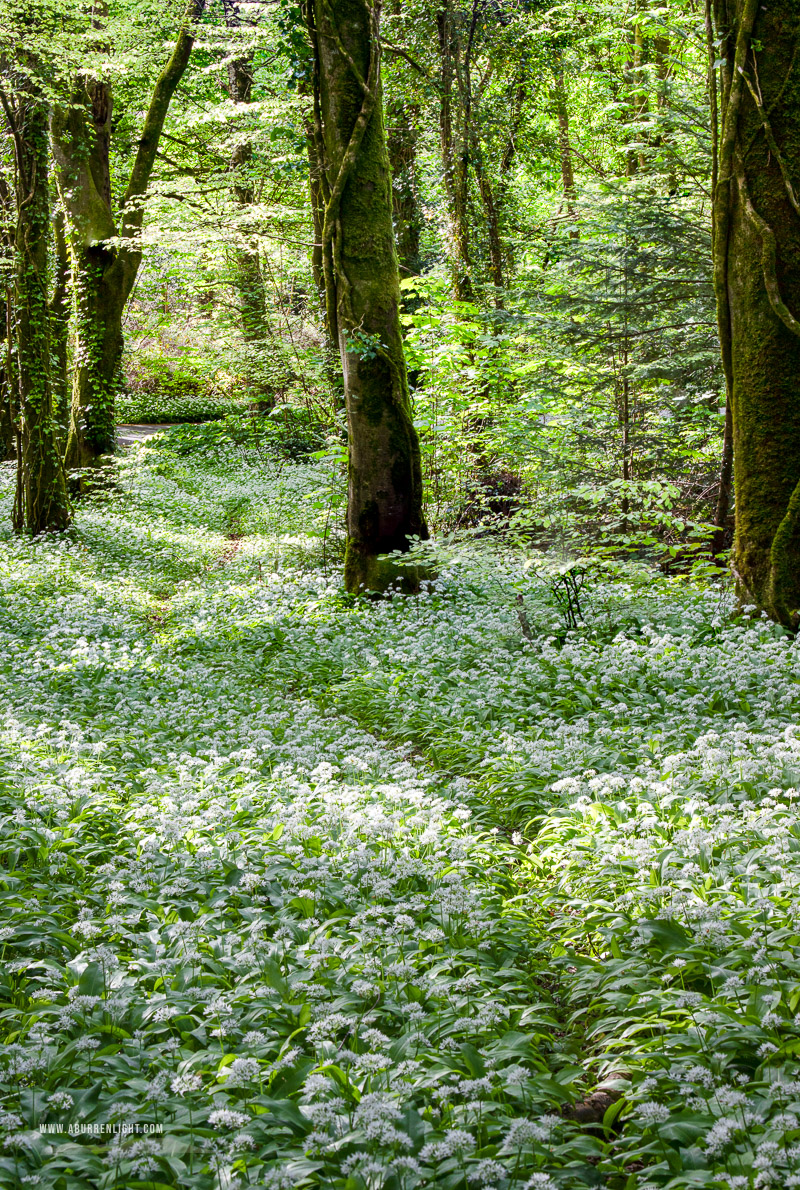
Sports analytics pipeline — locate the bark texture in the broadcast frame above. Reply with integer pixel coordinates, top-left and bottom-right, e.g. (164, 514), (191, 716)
(51, 0), (205, 467)
(9, 96), (71, 532)
(222, 0), (273, 400)
(306, 0), (428, 593)
(712, 0), (800, 626)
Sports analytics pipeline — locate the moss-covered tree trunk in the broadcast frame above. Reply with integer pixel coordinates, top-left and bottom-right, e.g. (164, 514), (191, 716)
(306, 0), (428, 593)
(712, 0), (800, 626)
(305, 116), (341, 401)
(10, 97), (71, 533)
(471, 135), (505, 306)
(51, 82), (131, 467)
(51, 0), (204, 468)
(222, 0), (275, 406)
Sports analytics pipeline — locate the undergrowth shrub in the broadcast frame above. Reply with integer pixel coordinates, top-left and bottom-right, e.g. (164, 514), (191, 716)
(118, 355), (249, 423)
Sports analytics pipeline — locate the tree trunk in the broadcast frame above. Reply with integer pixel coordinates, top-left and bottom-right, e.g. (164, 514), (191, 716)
(712, 398), (734, 556)
(304, 97), (340, 391)
(0, 178), (14, 462)
(67, 245), (128, 466)
(386, 98), (422, 280)
(437, 1), (473, 301)
(706, 0), (730, 557)
(52, 0), (205, 467)
(52, 79), (125, 466)
(50, 207), (70, 445)
(632, 18), (648, 173)
(622, 9), (646, 178)
(471, 131), (504, 305)
(306, 0), (428, 593)
(552, 67), (578, 236)
(306, 118), (327, 313)
(222, 0), (273, 402)
(0, 291), (15, 462)
(712, 0), (800, 626)
(497, 67), (527, 279)
(10, 97), (71, 532)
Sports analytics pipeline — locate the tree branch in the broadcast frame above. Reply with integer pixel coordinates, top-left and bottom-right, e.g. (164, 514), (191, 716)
(121, 0), (207, 235)
(383, 42), (432, 81)
(740, 62), (800, 217)
(739, 162), (800, 338)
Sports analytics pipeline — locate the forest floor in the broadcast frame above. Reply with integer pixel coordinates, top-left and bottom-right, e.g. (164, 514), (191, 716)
(116, 424), (176, 448)
(1, 428), (800, 1189)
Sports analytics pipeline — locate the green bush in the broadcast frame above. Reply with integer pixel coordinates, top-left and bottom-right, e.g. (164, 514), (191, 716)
(118, 355), (248, 423)
(152, 406), (328, 462)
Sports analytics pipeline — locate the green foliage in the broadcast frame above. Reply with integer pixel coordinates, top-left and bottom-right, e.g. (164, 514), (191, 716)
(153, 406), (328, 462)
(118, 355), (243, 424)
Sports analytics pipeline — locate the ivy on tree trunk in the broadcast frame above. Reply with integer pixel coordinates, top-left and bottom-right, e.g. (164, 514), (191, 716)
(3, 90), (71, 533)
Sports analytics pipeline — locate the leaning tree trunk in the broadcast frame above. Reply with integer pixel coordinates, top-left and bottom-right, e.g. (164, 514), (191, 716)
(712, 0), (800, 626)
(306, 0), (428, 593)
(11, 97), (71, 533)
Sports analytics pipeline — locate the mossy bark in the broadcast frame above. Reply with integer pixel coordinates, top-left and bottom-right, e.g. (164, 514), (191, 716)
(51, 1), (204, 467)
(305, 117), (341, 399)
(307, 0), (428, 594)
(712, 0), (800, 626)
(222, 0), (274, 404)
(52, 85), (131, 467)
(472, 138), (505, 306)
(11, 98), (71, 533)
